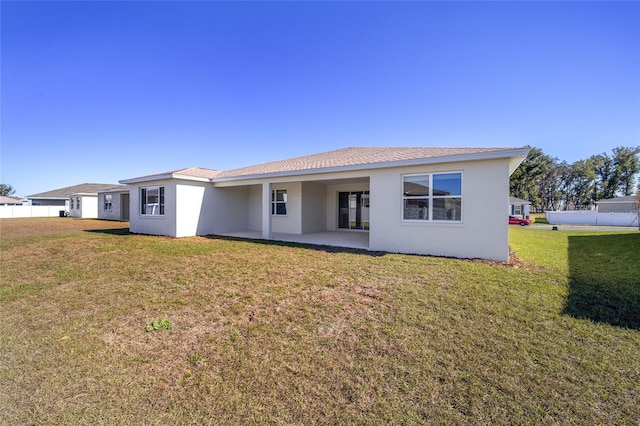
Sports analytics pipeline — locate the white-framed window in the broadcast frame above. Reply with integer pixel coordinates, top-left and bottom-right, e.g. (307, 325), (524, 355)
(514, 205), (522, 216)
(141, 186), (164, 215)
(272, 189), (287, 215)
(70, 198), (74, 209)
(403, 172), (462, 222)
(104, 194), (112, 211)
(76, 197), (81, 210)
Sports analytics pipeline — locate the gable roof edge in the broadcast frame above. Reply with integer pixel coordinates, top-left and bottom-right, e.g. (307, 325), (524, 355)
(120, 172), (213, 185)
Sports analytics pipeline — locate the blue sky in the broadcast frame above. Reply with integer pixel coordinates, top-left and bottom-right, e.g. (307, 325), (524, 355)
(2, 1), (639, 197)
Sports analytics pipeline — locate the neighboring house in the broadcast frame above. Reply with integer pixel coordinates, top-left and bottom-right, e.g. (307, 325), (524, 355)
(68, 185), (129, 219)
(97, 186), (131, 221)
(26, 183), (124, 209)
(509, 196), (531, 219)
(596, 195), (639, 213)
(0, 196), (25, 206)
(121, 146), (529, 262)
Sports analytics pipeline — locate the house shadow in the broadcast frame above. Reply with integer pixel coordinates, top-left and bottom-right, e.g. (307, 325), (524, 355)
(85, 228), (131, 236)
(82, 228), (384, 256)
(565, 233), (640, 330)
(205, 234), (387, 257)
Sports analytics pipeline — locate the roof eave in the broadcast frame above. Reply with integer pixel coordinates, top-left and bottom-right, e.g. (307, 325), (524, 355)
(597, 200), (637, 204)
(212, 148), (531, 183)
(120, 173), (212, 184)
(97, 187), (130, 194)
(26, 196), (68, 200)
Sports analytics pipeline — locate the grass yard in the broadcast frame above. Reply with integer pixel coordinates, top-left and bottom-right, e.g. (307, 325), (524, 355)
(1, 218), (639, 425)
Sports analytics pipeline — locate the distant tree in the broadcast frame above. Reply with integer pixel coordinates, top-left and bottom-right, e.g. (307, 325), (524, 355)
(537, 164), (561, 211)
(554, 160), (597, 210)
(0, 184), (16, 196)
(569, 159), (597, 209)
(591, 153), (616, 200)
(556, 161), (573, 210)
(612, 146), (640, 196)
(510, 147), (556, 211)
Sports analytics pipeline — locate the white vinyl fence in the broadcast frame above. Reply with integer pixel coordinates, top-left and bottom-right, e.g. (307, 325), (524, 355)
(0, 205), (67, 218)
(546, 211), (639, 227)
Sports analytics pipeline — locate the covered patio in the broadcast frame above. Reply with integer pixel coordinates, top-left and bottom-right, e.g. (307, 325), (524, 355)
(220, 230), (369, 250)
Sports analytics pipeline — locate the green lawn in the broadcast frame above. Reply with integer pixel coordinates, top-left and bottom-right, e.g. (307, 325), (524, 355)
(1, 219), (638, 424)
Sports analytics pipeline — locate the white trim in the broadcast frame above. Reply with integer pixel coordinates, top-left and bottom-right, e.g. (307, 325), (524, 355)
(262, 183), (272, 239)
(401, 171), (463, 223)
(271, 189), (288, 216)
(140, 186), (165, 216)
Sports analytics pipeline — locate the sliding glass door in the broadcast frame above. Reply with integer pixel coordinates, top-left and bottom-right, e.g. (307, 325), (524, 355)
(338, 191), (370, 230)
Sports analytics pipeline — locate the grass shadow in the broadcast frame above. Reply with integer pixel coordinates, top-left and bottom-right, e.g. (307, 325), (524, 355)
(205, 234), (386, 257)
(566, 233), (640, 330)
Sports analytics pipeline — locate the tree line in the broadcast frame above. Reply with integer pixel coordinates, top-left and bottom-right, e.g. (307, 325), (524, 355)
(510, 146), (640, 212)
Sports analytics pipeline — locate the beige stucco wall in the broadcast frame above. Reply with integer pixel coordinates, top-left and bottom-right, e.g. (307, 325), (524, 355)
(128, 180), (177, 237)
(247, 185), (262, 232)
(142, 181), (251, 237)
(368, 158), (510, 261)
(271, 182), (302, 234)
(202, 185), (250, 235)
(69, 194), (98, 219)
(302, 182), (327, 234)
(175, 183), (207, 237)
(98, 191), (129, 221)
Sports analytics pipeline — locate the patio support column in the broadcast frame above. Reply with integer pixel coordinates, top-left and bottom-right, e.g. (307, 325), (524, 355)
(262, 182), (272, 239)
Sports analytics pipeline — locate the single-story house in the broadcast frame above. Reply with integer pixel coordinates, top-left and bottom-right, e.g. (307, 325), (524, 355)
(26, 183), (124, 210)
(97, 186), (131, 221)
(596, 195), (639, 213)
(509, 196), (531, 219)
(120, 146), (529, 262)
(0, 195), (25, 206)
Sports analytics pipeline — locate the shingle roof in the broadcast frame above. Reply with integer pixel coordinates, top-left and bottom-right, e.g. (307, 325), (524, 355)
(27, 183), (127, 199)
(174, 167), (221, 179)
(216, 146), (521, 179)
(509, 196), (531, 205)
(0, 195), (24, 204)
(120, 146), (528, 184)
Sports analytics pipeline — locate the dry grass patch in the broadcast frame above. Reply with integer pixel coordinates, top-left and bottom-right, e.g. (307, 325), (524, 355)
(1, 218), (639, 424)
(0, 217), (129, 238)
